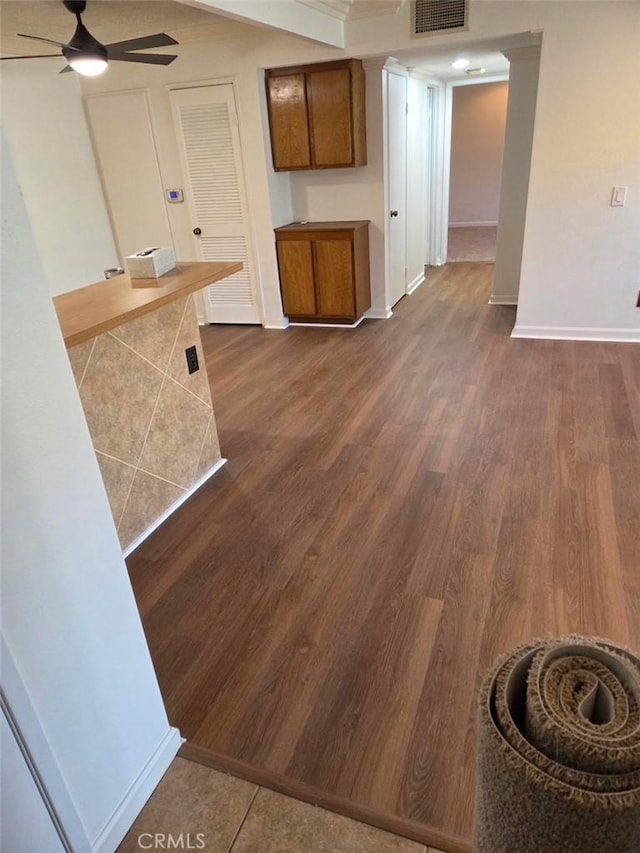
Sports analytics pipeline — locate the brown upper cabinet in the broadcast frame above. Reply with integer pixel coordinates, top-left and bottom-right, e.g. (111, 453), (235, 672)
(265, 59), (367, 171)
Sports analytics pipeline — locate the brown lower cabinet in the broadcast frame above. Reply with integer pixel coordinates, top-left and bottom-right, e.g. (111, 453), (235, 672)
(275, 221), (370, 324)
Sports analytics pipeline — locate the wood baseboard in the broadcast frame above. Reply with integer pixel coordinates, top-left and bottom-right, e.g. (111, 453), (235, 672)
(178, 743), (472, 853)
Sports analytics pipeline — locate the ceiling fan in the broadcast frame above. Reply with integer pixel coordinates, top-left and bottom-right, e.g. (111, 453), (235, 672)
(0, 0), (179, 77)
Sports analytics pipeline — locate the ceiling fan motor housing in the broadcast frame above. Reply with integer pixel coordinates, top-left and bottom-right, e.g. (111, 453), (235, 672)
(63, 21), (107, 62)
(63, 1), (87, 15)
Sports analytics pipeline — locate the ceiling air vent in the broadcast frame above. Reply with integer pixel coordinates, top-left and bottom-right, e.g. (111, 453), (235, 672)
(411, 0), (468, 37)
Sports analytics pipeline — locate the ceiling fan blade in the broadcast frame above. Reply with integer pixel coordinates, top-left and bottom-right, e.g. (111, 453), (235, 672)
(17, 33), (70, 49)
(0, 54), (62, 61)
(105, 33), (178, 53)
(59, 65), (74, 74)
(108, 52), (178, 66)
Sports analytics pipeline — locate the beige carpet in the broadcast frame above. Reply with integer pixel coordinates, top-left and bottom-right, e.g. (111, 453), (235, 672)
(447, 226), (496, 262)
(475, 637), (640, 853)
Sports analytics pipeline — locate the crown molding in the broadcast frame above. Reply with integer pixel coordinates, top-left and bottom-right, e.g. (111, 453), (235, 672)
(501, 44), (542, 62)
(362, 55), (394, 71)
(298, 0), (405, 21)
(407, 66), (439, 82)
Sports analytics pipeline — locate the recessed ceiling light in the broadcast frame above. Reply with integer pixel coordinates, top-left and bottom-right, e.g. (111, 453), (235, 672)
(451, 58), (470, 70)
(466, 67), (487, 76)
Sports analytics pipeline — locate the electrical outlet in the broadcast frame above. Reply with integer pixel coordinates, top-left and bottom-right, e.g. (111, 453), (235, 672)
(185, 345), (199, 374)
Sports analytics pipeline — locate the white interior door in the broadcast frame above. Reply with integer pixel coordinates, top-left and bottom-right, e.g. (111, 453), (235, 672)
(85, 90), (173, 261)
(170, 84), (261, 324)
(387, 71), (408, 308)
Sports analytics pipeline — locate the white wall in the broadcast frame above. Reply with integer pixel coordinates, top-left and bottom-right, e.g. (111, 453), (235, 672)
(1, 132), (180, 851)
(406, 74), (431, 289)
(513, 2), (640, 339)
(491, 48), (540, 306)
(258, 70), (294, 230)
(289, 60), (387, 312)
(191, 0), (344, 47)
(449, 81), (508, 226)
(257, 68), (293, 325)
(0, 61), (119, 295)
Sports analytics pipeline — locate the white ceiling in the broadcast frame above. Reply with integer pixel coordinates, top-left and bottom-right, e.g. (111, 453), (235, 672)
(0, 1), (226, 56)
(397, 28), (544, 81)
(390, 35), (511, 81)
(0, 0), (512, 80)
(0, 0), (406, 56)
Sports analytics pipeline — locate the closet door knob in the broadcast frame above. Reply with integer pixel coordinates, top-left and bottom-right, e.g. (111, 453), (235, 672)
(390, 210), (398, 217)
(193, 227), (202, 236)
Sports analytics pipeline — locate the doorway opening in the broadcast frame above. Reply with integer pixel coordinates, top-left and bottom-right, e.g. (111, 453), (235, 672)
(440, 73), (509, 265)
(384, 34), (541, 320)
(446, 78), (509, 263)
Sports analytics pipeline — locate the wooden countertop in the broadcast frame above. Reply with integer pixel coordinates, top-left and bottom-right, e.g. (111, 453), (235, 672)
(54, 261), (242, 348)
(275, 220), (370, 233)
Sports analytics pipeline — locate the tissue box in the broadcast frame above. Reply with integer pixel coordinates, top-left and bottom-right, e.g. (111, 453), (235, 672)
(126, 247), (176, 279)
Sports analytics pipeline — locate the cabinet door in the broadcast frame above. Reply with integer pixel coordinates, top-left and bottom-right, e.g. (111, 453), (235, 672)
(277, 240), (317, 316)
(314, 240), (355, 317)
(267, 74), (311, 170)
(307, 68), (353, 167)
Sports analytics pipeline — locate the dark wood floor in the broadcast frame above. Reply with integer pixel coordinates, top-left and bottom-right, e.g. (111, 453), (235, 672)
(127, 263), (640, 848)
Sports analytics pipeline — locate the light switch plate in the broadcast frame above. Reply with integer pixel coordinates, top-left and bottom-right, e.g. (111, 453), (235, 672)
(611, 186), (627, 207)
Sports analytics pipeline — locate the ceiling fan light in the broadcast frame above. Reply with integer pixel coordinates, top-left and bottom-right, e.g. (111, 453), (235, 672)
(67, 55), (107, 75)
(64, 20), (108, 75)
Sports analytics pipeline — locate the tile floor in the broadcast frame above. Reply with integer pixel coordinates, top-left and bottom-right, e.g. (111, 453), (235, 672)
(118, 758), (443, 853)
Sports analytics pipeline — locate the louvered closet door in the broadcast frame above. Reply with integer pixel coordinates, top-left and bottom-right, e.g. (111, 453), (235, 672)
(170, 84), (261, 323)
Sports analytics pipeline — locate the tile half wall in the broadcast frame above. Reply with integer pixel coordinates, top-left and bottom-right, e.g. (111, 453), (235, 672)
(68, 295), (221, 550)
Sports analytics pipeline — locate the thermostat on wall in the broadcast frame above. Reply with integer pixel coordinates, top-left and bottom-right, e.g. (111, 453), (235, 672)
(166, 188), (184, 203)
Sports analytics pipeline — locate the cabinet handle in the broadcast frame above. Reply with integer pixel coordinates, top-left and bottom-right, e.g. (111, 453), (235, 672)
(193, 227), (202, 236)
(390, 210), (398, 217)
